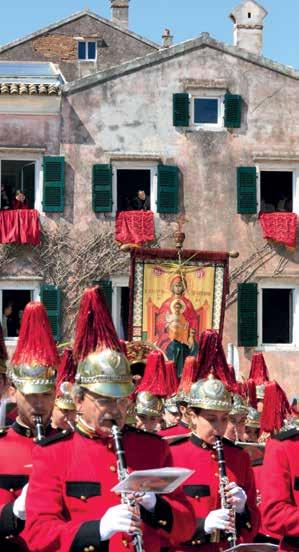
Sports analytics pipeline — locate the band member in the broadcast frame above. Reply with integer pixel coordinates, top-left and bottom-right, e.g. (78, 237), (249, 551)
(224, 394), (248, 442)
(25, 286), (196, 552)
(162, 396), (181, 428)
(51, 348), (77, 431)
(135, 391), (163, 432)
(0, 302), (58, 550)
(248, 353), (270, 413)
(170, 374), (260, 550)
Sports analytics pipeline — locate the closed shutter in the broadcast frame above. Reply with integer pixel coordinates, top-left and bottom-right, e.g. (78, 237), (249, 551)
(173, 93), (189, 127)
(40, 284), (61, 341)
(237, 167), (257, 214)
(224, 94), (242, 128)
(92, 164), (112, 212)
(99, 280), (112, 313)
(157, 165), (179, 214)
(238, 283), (258, 347)
(43, 157), (65, 212)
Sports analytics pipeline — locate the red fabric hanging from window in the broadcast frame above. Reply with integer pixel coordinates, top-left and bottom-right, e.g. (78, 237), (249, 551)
(259, 211), (297, 248)
(0, 209), (40, 245)
(115, 210), (155, 245)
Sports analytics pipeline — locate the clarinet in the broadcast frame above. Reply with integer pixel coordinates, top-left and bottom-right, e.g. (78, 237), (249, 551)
(111, 423), (145, 552)
(33, 415), (45, 442)
(213, 436), (237, 548)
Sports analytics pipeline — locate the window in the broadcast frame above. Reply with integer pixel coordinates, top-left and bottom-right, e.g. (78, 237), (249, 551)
(78, 41), (96, 61)
(260, 171), (293, 212)
(262, 288), (293, 344)
(192, 95), (224, 128)
(1, 160), (35, 209)
(116, 169), (151, 211)
(0, 280), (40, 341)
(111, 277), (130, 340)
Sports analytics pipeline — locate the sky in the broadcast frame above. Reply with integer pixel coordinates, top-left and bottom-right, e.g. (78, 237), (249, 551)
(0, 1), (298, 69)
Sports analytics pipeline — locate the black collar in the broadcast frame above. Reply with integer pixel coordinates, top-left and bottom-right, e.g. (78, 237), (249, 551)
(12, 420), (52, 439)
(190, 433), (214, 450)
(179, 420), (189, 429)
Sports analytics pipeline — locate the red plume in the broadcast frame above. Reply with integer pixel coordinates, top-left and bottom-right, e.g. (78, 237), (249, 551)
(197, 330), (219, 377)
(177, 356), (199, 396)
(12, 302), (59, 367)
(249, 353), (270, 384)
(119, 340), (128, 358)
(73, 286), (121, 362)
(260, 381), (292, 434)
(0, 321), (8, 362)
(136, 350), (169, 397)
(165, 360), (179, 396)
(56, 348), (77, 392)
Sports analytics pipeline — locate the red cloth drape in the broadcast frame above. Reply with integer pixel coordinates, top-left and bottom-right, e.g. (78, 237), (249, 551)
(259, 211), (297, 248)
(0, 209), (40, 245)
(115, 210), (155, 245)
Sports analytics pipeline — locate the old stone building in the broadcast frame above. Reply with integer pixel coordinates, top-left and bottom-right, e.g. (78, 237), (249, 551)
(0, 0), (298, 394)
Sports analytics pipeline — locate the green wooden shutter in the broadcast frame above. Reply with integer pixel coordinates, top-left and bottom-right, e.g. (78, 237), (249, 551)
(99, 280), (112, 313)
(40, 284), (61, 341)
(238, 283), (258, 347)
(173, 93), (189, 127)
(92, 164), (112, 212)
(237, 167), (257, 214)
(43, 157), (64, 212)
(224, 94), (242, 128)
(157, 165), (179, 214)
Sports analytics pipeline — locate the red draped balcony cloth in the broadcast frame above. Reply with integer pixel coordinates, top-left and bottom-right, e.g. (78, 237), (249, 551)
(0, 209), (41, 245)
(259, 211), (297, 249)
(115, 210), (155, 245)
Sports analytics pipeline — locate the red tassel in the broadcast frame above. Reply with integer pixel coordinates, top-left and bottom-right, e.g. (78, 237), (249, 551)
(165, 360), (179, 396)
(177, 356), (199, 395)
(136, 350), (169, 397)
(260, 381), (292, 433)
(197, 330), (235, 388)
(0, 321), (8, 362)
(12, 302), (59, 367)
(249, 353), (270, 385)
(56, 348), (77, 392)
(73, 287), (121, 362)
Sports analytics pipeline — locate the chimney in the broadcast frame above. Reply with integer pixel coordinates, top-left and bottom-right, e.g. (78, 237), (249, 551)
(110, 0), (129, 29)
(229, 0), (267, 56)
(162, 29), (173, 48)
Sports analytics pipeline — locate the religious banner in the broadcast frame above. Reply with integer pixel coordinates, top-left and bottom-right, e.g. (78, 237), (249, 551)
(129, 248), (229, 374)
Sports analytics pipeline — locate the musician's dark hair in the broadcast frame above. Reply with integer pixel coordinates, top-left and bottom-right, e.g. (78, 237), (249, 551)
(73, 385), (87, 401)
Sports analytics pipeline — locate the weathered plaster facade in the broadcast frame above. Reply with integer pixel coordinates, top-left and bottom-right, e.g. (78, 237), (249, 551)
(60, 34), (299, 395)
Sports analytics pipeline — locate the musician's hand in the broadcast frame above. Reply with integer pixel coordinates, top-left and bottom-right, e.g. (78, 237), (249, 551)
(225, 481), (247, 513)
(133, 492), (157, 512)
(204, 508), (235, 534)
(99, 504), (141, 541)
(13, 483), (28, 520)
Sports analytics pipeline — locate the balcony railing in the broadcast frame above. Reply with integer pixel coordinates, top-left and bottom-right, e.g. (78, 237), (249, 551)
(115, 210), (155, 245)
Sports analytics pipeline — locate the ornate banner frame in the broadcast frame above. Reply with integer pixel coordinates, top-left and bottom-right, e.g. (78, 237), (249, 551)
(129, 248), (229, 349)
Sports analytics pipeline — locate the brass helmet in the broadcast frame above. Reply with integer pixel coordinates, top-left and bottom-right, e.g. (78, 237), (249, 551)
(245, 407), (261, 429)
(10, 302), (58, 394)
(135, 391), (164, 417)
(230, 394), (248, 416)
(73, 287), (134, 399)
(55, 382), (76, 411)
(189, 374), (232, 412)
(164, 395), (180, 415)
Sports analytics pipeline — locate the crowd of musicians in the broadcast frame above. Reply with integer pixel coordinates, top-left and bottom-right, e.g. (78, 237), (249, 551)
(0, 285), (298, 552)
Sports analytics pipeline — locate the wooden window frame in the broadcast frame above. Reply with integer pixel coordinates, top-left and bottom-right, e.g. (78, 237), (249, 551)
(189, 89), (225, 131)
(0, 152), (42, 211)
(78, 41), (97, 61)
(0, 278), (41, 345)
(112, 161), (157, 216)
(256, 163), (299, 215)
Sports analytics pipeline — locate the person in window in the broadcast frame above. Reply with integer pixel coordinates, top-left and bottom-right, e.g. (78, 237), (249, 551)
(1, 186), (10, 210)
(12, 190), (28, 210)
(2, 303), (16, 338)
(133, 189), (150, 210)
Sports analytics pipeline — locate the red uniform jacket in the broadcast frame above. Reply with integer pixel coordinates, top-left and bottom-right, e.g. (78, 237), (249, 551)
(170, 434), (260, 551)
(25, 425), (196, 552)
(261, 429), (299, 551)
(159, 420), (190, 438)
(0, 421), (53, 550)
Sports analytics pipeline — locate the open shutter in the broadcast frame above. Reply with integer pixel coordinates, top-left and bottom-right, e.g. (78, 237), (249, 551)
(173, 93), (189, 127)
(99, 280), (112, 313)
(92, 164), (112, 212)
(40, 284), (61, 341)
(157, 165), (179, 214)
(238, 283), (258, 347)
(237, 167), (257, 214)
(224, 94), (242, 128)
(43, 157), (64, 212)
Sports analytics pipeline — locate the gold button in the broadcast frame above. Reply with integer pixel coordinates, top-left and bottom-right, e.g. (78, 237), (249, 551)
(246, 522), (251, 529)
(89, 547), (95, 552)
(33, 437), (37, 443)
(211, 454), (216, 460)
(196, 540), (201, 544)
(215, 472), (219, 477)
(108, 442), (112, 449)
(9, 488), (14, 493)
(80, 495), (87, 501)
(158, 519), (167, 526)
(195, 495), (199, 499)
(110, 465), (116, 472)
(84, 548), (89, 552)
(192, 540), (196, 545)
(122, 539), (128, 547)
